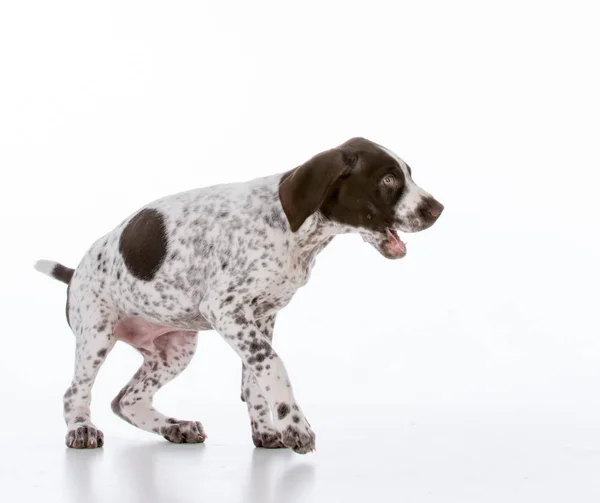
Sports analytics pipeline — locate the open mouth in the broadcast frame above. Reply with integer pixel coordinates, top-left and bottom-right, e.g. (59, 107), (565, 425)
(385, 228), (407, 258)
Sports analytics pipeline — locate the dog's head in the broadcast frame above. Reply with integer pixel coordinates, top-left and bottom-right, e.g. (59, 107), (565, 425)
(279, 137), (444, 259)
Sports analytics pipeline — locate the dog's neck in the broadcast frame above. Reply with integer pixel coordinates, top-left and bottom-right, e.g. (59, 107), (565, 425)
(266, 174), (354, 262)
(287, 212), (361, 268)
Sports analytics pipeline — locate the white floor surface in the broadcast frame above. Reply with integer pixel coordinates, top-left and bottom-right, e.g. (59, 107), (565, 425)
(2, 402), (600, 503)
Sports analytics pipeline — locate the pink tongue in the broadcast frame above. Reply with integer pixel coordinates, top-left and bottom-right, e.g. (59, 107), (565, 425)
(388, 229), (406, 254)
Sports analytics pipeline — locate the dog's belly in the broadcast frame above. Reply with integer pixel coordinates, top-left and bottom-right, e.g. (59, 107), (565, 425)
(113, 316), (208, 351)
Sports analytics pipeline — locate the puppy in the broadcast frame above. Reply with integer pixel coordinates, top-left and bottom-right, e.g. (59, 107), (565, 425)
(35, 137), (443, 453)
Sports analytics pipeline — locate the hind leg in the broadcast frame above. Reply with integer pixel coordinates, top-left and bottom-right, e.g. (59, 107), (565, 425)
(111, 331), (206, 443)
(64, 306), (118, 449)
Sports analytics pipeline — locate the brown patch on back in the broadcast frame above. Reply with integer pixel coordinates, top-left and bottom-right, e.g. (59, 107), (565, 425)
(119, 208), (168, 281)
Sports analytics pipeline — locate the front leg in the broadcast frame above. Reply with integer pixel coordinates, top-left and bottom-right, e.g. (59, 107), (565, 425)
(202, 301), (315, 454)
(241, 315), (285, 448)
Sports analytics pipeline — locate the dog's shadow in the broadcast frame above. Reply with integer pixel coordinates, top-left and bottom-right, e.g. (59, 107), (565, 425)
(63, 445), (106, 503)
(246, 449), (317, 503)
(63, 440), (315, 503)
(63, 440), (206, 503)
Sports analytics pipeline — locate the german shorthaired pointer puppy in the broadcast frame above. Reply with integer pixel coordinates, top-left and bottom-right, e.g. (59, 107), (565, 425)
(35, 137), (443, 454)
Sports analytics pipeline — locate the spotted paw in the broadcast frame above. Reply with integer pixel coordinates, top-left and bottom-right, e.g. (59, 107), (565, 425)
(281, 425), (316, 454)
(66, 425), (104, 449)
(160, 421), (207, 444)
(252, 430), (285, 449)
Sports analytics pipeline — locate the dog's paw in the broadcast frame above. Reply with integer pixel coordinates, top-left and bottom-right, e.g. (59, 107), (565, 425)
(66, 425), (104, 449)
(252, 430), (285, 449)
(160, 421), (207, 444)
(281, 425), (316, 454)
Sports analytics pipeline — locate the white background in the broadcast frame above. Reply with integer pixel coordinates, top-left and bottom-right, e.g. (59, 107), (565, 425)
(1, 1), (599, 502)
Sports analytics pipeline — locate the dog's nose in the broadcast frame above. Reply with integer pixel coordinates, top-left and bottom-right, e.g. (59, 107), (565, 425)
(427, 200), (444, 218)
(417, 197), (444, 223)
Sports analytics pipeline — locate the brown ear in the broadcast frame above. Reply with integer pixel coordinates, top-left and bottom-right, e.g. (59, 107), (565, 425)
(279, 147), (357, 232)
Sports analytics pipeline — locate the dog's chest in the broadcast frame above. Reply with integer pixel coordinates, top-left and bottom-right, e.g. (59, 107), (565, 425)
(246, 251), (315, 317)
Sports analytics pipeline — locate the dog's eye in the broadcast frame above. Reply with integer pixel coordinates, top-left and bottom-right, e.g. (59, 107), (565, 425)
(382, 175), (395, 186)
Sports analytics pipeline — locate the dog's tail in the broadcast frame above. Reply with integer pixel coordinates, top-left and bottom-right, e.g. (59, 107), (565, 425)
(34, 260), (74, 284)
